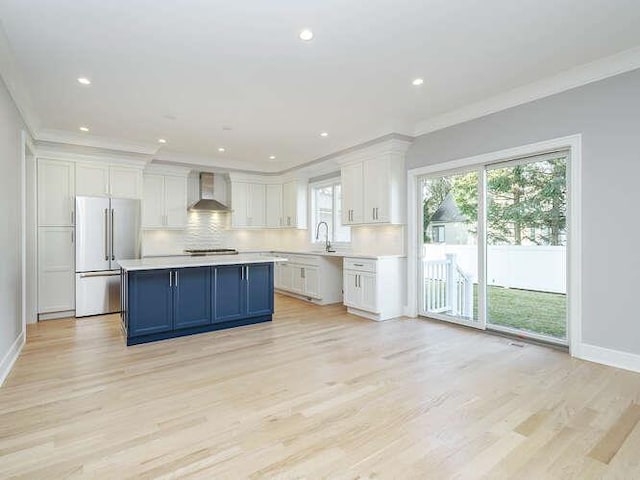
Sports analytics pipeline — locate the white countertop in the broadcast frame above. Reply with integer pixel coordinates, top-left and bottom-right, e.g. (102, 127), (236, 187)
(264, 250), (406, 260)
(120, 254), (286, 271)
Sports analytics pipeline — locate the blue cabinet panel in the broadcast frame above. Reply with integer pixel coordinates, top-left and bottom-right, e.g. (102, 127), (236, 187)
(173, 266), (212, 329)
(214, 265), (245, 322)
(246, 263), (273, 317)
(128, 269), (173, 336)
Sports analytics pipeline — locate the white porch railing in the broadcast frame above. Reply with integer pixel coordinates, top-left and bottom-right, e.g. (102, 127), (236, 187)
(423, 253), (473, 319)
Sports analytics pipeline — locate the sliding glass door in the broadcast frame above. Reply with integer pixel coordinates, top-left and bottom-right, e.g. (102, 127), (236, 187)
(420, 171), (484, 329)
(419, 152), (568, 344)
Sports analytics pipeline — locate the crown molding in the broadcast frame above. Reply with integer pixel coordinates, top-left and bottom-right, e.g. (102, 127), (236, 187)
(37, 129), (159, 156)
(35, 140), (153, 166)
(414, 45), (640, 137)
(0, 20), (40, 135)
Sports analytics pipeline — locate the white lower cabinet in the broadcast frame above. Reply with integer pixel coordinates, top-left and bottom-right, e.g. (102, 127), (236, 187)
(343, 257), (405, 321)
(38, 226), (75, 314)
(274, 253), (342, 305)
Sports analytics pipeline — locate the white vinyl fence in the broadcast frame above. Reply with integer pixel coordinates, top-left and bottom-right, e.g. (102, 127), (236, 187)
(423, 244), (566, 294)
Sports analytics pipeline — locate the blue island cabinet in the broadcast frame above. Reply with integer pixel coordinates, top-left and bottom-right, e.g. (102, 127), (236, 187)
(125, 263), (274, 345)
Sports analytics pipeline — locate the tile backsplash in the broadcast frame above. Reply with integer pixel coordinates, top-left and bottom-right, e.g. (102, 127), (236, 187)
(185, 211), (230, 250)
(142, 211), (405, 256)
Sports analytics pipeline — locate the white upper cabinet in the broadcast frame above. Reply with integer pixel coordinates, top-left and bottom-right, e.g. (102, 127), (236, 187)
(76, 162), (110, 197)
(164, 175), (188, 228)
(231, 182), (267, 228)
(38, 159), (75, 226)
(230, 176), (307, 229)
(142, 173), (188, 229)
(266, 184), (283, 228)
(341, 153), (405, 225)
(109, 166), (143, 199)
(75, 162), (143, 199)
(341, 162), (364, 225)
(282, 180), (306, 228)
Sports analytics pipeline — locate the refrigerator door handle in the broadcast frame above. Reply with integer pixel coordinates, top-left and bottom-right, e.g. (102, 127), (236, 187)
(111, 209), (115, 261)
(104, 208), (109, 260)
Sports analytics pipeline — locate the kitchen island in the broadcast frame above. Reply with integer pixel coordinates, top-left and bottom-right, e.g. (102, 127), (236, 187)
(119, 254), (286, 345)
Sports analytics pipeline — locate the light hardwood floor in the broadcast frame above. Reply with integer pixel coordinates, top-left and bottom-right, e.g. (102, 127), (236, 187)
(1, 294), (640, 479)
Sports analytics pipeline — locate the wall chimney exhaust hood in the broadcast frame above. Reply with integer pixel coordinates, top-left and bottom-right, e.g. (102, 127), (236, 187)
(188, 172), (231, 212)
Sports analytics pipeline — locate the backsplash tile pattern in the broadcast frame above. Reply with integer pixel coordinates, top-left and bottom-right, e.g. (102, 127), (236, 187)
(184, 211), (230, 250)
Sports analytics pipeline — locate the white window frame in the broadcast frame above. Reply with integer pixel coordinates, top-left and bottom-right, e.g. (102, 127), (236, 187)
(309, 177), (351, 246)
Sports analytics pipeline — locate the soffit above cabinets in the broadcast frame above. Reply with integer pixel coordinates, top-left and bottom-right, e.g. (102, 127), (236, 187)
(1, 0), (640, 171)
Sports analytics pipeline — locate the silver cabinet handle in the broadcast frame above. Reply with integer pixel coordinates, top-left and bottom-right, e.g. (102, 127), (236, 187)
(175, 270), (178, 287)
(372, 208), (375, 220)
(169, 271), (173, 287)
(301, 267), (305, 279)
(111, 209), (115, 261)
(104, 208), (109, 260)
(71, 210), (75, 225)
(241, 266), (244, 280)
(71, 229), (74, 243)
(354, 263), (364, 267)
(246, 265), (249, 282)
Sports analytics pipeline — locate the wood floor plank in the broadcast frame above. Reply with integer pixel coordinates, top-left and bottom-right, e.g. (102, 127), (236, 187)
(1, 294), (640, 479)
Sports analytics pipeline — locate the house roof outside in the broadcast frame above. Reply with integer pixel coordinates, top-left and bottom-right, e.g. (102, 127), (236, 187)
(431, 192), (468, 224)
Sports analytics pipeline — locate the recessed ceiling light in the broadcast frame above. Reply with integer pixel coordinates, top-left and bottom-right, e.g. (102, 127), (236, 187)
(79, 126), (89, 132)
(320, 132), (328, 137)
(269, 155), (276, 160)
(218, 147), (225, 153)
(412, 78), (424, 86)
(299, 29), (314, 41)
(77, 77), (91, 85)
(158, 138), (167, 144)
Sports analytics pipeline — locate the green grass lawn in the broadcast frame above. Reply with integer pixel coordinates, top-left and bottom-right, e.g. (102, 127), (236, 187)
(474, 285), (566, 339)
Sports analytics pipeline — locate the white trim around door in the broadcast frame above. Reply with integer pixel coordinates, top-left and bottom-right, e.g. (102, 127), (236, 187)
(407, 134), (582, 355)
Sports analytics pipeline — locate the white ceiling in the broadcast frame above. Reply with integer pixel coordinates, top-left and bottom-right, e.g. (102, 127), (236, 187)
(1, 0), (640, 170)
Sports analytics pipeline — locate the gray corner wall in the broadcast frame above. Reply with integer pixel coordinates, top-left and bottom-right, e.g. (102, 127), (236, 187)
(406, 68), (640, 355)
(0, 75), (26, 377)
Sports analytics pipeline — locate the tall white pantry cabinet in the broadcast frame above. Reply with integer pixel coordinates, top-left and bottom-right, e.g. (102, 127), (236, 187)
(37, 158), (144, 318)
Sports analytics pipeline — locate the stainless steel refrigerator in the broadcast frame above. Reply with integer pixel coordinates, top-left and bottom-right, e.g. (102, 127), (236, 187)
(75, 196), (140, 317)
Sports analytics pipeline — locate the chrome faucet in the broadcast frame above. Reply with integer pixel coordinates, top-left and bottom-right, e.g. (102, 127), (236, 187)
(315, 221), (335, 252)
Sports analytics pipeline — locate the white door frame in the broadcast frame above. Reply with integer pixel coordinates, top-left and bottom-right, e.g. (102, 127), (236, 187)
(407, 134), (582, 355)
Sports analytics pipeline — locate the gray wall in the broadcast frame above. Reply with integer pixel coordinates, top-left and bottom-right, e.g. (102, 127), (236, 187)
(0, 75), (25, 372)
(407, 68), (640, 355)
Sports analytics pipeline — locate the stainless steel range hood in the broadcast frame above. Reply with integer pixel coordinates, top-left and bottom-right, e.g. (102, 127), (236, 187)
(188, 172), (231, 211)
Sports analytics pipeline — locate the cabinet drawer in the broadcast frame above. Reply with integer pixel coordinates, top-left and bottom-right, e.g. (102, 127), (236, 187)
(344, 258), (377, 272)
(283, 254), (321, 267)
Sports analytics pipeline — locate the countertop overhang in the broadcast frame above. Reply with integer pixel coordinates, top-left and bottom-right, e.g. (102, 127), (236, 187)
(119, 254), (286, 271)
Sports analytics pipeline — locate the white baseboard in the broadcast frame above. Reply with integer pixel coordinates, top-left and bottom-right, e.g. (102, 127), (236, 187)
(577, 343), (640, 373)
(0, 331), (25, 386)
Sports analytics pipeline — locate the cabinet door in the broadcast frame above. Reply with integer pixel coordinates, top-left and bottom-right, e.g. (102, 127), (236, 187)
(291, 265), (305, 294)
(110, 166), (142, 199)
(363, 157), (390, 223)
(359, 273), (379, 313)
(213, 265), (245, 322)
(304, 266), (320, 298)
(38, 226), (75, 313)
(246, 263), (273, 316)
(128, 269), (173, 336)
(279, 263), (293, 290)
(164, 175), (188, 228)
(266, 184), (283, 228)
(231, 182), (249, 227)
(173, 267), (212, 329)
(343, 271), (361, 308)
(142, 175), (165, 228)
(76, 162), (110, 197)
(248, 183), (266, 227)
(38, 159), (75, 226)
(341, 163), (363, 225)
